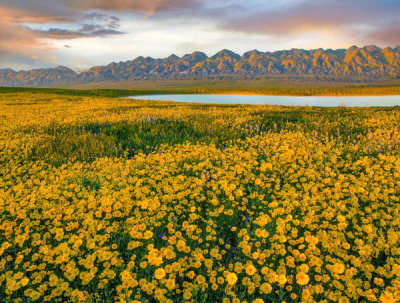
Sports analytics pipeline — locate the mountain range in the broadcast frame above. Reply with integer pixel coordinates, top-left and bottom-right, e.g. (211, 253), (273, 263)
(1, 45), (400, 87)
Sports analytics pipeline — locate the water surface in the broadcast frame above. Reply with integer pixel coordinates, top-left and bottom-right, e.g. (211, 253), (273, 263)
(129, 94), (400, 107)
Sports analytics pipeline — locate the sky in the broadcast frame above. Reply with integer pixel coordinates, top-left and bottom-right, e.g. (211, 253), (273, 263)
(1, 0), (400, 71)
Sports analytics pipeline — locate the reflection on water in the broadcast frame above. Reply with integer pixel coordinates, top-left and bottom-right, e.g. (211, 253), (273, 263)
(129, 94), (400, 107)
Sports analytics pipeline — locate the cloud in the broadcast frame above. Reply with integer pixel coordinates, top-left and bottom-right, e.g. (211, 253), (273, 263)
(34, 12), (125, 39)
(0, 2), (128, 67)
(39, 28), (124, 39)
(66, 0), (199, 15)
(364, 22), (400, 46)
(0, 0), (199, 17)
(0, 1), (74, 23)
(214, 0), (400, 47)
(0, 0), (196, 58)
(0, 7), (56, 69)
(1, 0), (400, 70)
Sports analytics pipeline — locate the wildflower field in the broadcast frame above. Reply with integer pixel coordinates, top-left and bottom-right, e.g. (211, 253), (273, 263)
(0, 90), (400, 303)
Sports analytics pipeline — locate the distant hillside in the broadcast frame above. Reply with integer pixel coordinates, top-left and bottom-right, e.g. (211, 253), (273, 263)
(0, 66), (77, 87)
(1, 45), (400, 87)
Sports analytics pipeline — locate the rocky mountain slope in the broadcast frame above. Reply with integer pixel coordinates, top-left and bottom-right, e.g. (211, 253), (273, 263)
(1, 46), (400, 87)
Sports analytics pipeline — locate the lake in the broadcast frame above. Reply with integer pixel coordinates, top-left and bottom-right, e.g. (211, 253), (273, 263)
(129, 94), (400, 107)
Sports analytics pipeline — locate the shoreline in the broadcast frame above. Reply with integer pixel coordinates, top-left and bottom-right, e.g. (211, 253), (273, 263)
(128, 93), (400, 107)
(160, 92), (400, 98)
(129, 91), (400, 98)
(3, 86), (400, 98)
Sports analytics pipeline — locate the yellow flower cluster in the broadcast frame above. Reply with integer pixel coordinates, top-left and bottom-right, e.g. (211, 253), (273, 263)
(0, 92), (399, 302)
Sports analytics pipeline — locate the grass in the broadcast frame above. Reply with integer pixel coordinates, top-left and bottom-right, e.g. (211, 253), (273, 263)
(10, 93), (397, 166)
(2, 82), (400, 98)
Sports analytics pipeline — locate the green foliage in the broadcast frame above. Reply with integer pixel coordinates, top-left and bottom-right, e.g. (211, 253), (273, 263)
(22, 99), (399, 167)
(2, 85), (400, 98)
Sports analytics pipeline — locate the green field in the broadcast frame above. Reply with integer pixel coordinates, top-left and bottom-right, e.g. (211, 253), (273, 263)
(0, 89), (399, 303)
(2, 81), (400, 98)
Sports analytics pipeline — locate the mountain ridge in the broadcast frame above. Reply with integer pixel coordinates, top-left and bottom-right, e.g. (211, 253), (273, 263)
(1, 45), (400, 87)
